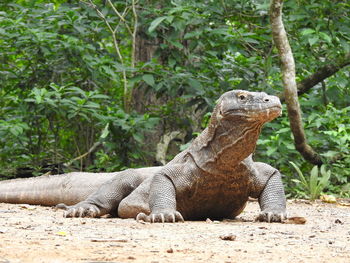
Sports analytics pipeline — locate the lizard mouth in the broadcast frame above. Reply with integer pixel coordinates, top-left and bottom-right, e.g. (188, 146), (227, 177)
(222, 105), (282, 123)
(224, 105), (282, 116)
(262, 105), (282, 115)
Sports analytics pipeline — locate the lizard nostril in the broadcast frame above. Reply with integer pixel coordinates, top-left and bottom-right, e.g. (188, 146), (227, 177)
(264, 98), (270, 102)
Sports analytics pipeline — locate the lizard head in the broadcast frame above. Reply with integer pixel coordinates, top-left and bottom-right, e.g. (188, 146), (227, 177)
(190, 90), (282, 171)
(215, 90), (282, 124)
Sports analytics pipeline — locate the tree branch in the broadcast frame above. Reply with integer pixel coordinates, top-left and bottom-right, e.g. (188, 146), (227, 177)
(81, 0), (131, 111)
(107, 0), (133, 35)
(279, 52), (350, 100)
(270, 0), (322, 165)
(131, 0), (138, 69)
(64, 141), (102, 167)
(297, 53), (350, 96)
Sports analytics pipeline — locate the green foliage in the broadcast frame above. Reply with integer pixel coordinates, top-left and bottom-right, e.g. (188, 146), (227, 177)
(256, 102), (350, 197)
(0, 82), (159, 177)
(0, 2), (117, 92)
(128, 0), (273, 113)
(304, 104), (350, 195)
(289, 162), (331, 200)
(0, 1), (158, 177)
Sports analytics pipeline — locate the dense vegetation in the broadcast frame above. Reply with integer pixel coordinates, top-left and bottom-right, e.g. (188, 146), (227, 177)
(0, 0), (349, 198)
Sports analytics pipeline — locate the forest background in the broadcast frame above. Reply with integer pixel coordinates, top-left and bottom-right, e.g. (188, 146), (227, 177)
(0, 0), (349, 198)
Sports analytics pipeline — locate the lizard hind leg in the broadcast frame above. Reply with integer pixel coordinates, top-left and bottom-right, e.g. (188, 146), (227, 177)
(117, 177), (153, 219)
(56, 202), (102, 218)
(57, 169), (148, 218)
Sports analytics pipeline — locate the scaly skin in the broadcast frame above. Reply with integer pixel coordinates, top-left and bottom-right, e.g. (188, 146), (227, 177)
(0, 168), (161, 206)
(0, 90), (286, 223)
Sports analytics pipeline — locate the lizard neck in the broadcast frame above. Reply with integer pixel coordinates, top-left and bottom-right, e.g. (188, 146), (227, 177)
(189, 118), (263, 174)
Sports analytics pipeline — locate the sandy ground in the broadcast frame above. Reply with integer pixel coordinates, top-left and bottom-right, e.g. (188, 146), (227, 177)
(0, 200), (349, 263)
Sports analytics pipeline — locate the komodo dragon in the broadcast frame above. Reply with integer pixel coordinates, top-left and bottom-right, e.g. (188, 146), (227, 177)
(0, 90), (286, 223)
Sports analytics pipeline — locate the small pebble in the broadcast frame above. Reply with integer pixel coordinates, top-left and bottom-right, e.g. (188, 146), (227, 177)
(219, 234), (236, 241)
(334, 219), (343, 224)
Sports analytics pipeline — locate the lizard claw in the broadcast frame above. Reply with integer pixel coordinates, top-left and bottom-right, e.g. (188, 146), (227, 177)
(136, 211), (184, 223)
(136, 212), (147, 222)
(86, 206), (99, 218)
(77, 207), (85, 217)
(256, 209), (287, 223)
(55, 203), (69, 210)
(62, 202), (101, 218)
(63, 208), (76, 218)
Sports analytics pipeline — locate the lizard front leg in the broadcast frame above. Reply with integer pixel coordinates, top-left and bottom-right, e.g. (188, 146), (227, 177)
(250, 162), (287, 222)
(57, 170), (145, 218)
(256, 169), (286, 222)
(136, 170), (184, 223)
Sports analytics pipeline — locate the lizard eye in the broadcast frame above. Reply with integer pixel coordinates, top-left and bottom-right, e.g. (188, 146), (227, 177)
(237, 93), (248, 101)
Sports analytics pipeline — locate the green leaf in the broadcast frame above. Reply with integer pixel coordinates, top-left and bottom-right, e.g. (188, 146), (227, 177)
(301, 28), (315, 36)
(168, 40), (184, 49)
(102, 65), (115, 77)
(165, 15), (174, 23)
(132, 133), (143, 143)
(244, 38), (260, 44)
(308, 36), (319, 46)
(85, 101), (100, 109)
(340, 39), (350, 53)
(67, 87), (86, 97)
(319, 32), (332, 43)
(100, 123), (110, 139)
(319, 165), (331, 187)
(148, 16), (168, 32)
(309, 166), (319, 199)
(90, 94), (109, 99)
(276, 128), (290, 134)
(10, 126), (22, 136)
(168, 58), (176, 68)
(266, 147), (277, 156)
(142, 74), (155, 86)
(184, 31), (202, 39)
(188, 78), (203, 95)
(289, 162), (308, 189)
(321, 150), (338, 158)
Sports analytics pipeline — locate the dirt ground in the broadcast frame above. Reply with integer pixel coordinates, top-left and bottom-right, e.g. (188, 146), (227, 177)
(0, 200), (349, 263)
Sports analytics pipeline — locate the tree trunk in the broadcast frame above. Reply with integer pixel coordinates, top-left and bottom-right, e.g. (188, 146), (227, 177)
(132, 12), (172, 165)
(270, 0), (322, 165)
(132, 30), (163, 113)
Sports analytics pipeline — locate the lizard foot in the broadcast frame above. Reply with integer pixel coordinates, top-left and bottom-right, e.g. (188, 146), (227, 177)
(256, 209), (287, 223)
(136, 210), (184, 223)
(56, 202), (102, 218)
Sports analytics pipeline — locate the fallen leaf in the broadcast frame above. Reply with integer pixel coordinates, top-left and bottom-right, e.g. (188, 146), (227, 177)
(19, 204), (36, 210)
(320, 195), (337, 203)
(56, 231), (68, 236)
(337, 198), (350, 207)
(219, 234), (236, 241)
(90, 238), (128, 242)
(283, 217), (307, 224)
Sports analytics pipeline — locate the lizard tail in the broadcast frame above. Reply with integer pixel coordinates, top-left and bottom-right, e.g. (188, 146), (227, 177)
(0, 172), (114, 206)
